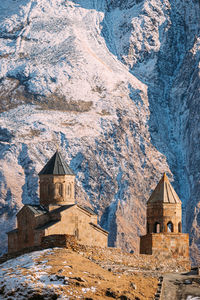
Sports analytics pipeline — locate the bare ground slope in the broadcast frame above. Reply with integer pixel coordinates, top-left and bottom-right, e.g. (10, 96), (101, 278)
(0, 247), (158, 300)
(0, 244), (192, 300)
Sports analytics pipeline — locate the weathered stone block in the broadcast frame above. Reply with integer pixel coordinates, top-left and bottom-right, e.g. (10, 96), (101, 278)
(140, 233), (189, 258)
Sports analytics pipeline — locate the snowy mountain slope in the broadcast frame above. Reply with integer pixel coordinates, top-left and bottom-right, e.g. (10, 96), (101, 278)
(0, 0), (199, 260)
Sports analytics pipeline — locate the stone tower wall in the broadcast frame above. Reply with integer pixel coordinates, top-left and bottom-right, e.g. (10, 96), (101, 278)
(147, 203), (182, 233)
(39, 174), (75, 206)
(140, 233), (189, 258)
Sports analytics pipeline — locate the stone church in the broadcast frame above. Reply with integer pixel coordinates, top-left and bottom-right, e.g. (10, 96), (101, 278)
(7, 151), (108, 253)
(140, 173), (189, 258)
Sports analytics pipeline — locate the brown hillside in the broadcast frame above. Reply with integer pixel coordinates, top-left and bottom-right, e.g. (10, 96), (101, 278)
(0, 245), (191, 300)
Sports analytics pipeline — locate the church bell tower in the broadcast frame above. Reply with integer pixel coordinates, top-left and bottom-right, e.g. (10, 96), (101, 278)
(38, 151), (75, 208)
(146, 173), (182, 234)
(140, 173), (189, 258)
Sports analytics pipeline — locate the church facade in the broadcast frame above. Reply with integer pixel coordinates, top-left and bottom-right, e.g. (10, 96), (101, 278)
(140, 173), (189, 258)
(7, 151), (108, 253)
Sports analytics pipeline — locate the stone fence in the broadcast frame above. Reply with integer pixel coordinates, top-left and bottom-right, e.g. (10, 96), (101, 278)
(0, 234), (84, 265)
(41, 234), (85, 251)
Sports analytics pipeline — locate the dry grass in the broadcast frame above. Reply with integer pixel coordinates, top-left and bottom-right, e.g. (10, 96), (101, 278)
(61, 121), (78, 127)
(97, 109), (111, 116)
(18, 128), (41, 139)
(0, 77), (93, 113)
(35, 248), (158, 300)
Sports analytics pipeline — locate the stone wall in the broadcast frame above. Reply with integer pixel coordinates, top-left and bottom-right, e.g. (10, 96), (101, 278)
(87, 223), (108, 247)
(140, 234), (153, 255)
(2, 235), (85, 265)
(8, 205), (108, 254)
(44, 206), (108, 248)
(15, 206), (48, 252)
(41, 234), (80, 249)
(39, 174), (75, 206)
(1, 235), (85, 265)
(140, 233), (189, 258)
(147, 203), (182, 234)
(8, 207), (38, 253)
(1, 241), (191, 275)
(7, 231), (18, 253)
(17, 206), (35, 251)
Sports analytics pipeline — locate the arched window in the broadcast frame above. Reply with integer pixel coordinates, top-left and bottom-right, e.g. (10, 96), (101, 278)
(55, 183), (63, 197)
(178, 222), (182, 233)
(67, 183), (72, 197)
(74, 228), (79, 239)
(74, 215), (79, 239)
(154, 222), (161, 233)
(58, 183), (63, 196)
(167, 221), (174, 232)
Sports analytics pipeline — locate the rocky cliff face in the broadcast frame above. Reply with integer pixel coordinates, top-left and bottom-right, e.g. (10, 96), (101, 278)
(0, 0), (199, 261)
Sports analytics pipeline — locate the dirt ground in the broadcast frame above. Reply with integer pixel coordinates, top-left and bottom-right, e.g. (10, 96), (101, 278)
(36, 248), (158, 299)
(1, 245), (193, 299)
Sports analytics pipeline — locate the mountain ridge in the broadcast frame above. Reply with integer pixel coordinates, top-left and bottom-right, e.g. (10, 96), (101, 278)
(0, 0), (199, 262)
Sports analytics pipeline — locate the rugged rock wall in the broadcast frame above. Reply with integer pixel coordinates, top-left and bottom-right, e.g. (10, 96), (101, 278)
(0, 0), (199, 261)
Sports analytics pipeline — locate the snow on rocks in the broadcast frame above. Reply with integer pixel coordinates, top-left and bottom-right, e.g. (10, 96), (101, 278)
(0, 249), (59, 299)
(0, 0), (199, 263)
(0, 247), (99, 299)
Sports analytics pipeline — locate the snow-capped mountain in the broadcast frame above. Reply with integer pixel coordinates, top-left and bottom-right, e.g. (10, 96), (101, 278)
(0, 0), (199, 260)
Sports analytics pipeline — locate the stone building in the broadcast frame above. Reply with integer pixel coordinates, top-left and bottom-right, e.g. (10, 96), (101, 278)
(140, 173), (189, 258)
(7, 151), (108, 253)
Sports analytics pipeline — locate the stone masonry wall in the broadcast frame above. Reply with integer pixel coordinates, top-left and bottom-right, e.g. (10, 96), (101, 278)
(147, 203), (182, 233)
(86, 224), (108, 248)
(41, 234), (80, 249)
(7, 231), (18, 253)
(140, 233), (189, 258)
(44, 206), (108, 247)
(140, 234), (153, 255)
(39, 174), (75, 206)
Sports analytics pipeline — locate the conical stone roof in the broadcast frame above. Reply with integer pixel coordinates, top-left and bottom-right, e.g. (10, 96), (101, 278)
(147, 173), (181, 204)
(38, 151), (74, 176)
